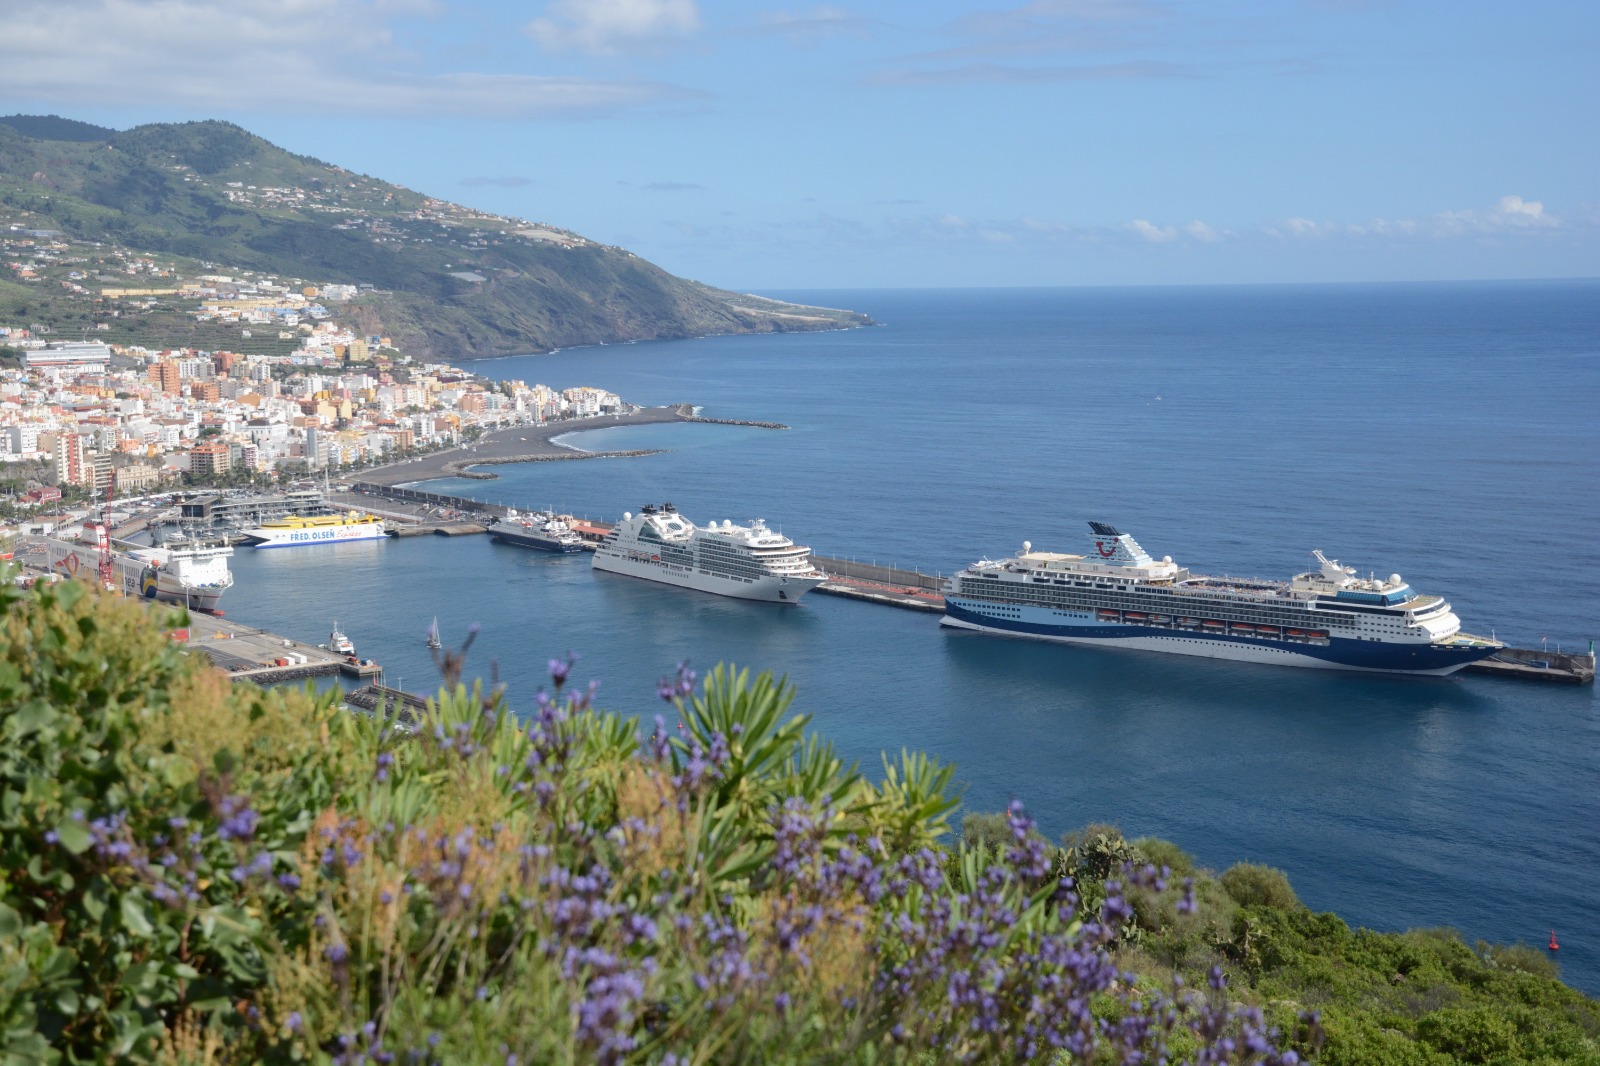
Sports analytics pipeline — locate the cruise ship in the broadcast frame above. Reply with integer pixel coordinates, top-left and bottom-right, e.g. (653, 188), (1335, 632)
(941, 522), (1501, 675)
(592, 503), (826, 602)
(241, 511), (387, 548)
(488, 510), (585, 553)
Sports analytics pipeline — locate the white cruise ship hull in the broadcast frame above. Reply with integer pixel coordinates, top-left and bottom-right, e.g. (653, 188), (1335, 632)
(593, 550), (824, 603)
(941, 601), (1489, 676)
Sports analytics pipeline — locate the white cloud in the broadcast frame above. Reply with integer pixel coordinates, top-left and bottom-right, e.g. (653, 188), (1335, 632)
(1494, 195), (1546, 222)
(1129, 219), (1177, 242)
(1184, 220), (1220, 242)
(528, 0), (700, 55)
(0, 0), (694, 118)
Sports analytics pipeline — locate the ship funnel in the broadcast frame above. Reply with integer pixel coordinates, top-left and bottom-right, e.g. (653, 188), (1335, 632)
(1085, 522), (1154, 566)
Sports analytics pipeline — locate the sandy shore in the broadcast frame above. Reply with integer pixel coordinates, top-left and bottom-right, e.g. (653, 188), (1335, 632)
(358, 404), (738, 487)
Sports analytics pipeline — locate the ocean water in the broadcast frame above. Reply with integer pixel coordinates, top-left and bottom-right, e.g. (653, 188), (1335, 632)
(226, 282), (1600, 992)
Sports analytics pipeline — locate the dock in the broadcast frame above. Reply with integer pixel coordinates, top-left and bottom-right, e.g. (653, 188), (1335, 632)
(338, 485), (1593, 684)
(1462, 646), (1595, 684)
(182, 612), (382, 683)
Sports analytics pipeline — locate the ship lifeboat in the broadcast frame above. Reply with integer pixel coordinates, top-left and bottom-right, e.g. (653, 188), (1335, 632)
(1097, 609), (1120, 620)
(1201, 620), (1225, 629)
(1125, 612), (1148, 621)
(1177, 617), (1199, 626)
(1286, 628), (1308, 637)
(1149, 614), (1171, 623)
(1309, 630), (1329, 640)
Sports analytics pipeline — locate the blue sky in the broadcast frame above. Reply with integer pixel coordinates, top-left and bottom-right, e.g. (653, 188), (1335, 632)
(3, 0), (1596, 289)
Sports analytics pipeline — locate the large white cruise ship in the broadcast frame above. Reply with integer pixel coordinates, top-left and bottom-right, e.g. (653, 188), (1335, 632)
(941, 522), (1501, 675)
(592, 503), (826, 603)
(241, 511), (388, 548)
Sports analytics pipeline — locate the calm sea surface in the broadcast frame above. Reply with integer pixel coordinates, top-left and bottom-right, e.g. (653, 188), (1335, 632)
(229, 283), (1599, 992)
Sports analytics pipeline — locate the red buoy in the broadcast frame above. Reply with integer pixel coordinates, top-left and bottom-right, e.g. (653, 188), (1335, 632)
(1549, 930), (1560, 951)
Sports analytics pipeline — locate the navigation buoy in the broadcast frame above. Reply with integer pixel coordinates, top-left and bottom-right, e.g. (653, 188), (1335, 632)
(1549, 930), (1560, 952)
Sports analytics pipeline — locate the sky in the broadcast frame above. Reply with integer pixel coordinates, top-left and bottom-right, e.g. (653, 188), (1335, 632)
(2, 0), (1596, 290)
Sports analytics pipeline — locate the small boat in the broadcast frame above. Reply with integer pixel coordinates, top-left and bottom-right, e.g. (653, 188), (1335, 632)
(1202, 620), (1226, 629)
(322, 622), (355, 657)
(426, 617), (442, 650)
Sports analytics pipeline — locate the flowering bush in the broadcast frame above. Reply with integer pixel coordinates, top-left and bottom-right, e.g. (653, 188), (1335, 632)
(3, 579), (1317, 1063)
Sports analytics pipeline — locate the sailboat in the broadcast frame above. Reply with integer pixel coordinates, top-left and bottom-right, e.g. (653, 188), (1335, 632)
(426, 617), (442, 650)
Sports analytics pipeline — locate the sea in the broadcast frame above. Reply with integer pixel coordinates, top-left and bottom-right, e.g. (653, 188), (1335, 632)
(223, 282), (1600, 993)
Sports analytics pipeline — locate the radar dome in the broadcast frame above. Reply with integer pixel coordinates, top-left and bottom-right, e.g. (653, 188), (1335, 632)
(1022, 540), (1032, 553)
(623, 512), (632, 521)
(1390, 573), (1403, 585)
(1163, 555), (1173, 564)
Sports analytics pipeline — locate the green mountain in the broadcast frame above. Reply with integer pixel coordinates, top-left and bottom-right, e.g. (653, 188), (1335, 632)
(0, 115), (871, 358)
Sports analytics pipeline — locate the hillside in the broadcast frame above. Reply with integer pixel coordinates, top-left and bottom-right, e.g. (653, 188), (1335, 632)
(0, 115), (871, 358)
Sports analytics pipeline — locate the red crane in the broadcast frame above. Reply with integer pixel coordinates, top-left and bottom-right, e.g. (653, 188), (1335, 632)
(96, 469), (116, 592)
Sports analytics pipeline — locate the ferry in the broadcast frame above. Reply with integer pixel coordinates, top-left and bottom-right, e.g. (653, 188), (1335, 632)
(592, 503), (826, 603)
(488, 510), (586, 553)
(19, 535), (233, 612)
(941, 521), (1501, 675)
(241, 511), (387, 548)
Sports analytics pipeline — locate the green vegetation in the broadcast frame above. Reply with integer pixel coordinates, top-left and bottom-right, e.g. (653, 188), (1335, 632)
(1, 579), (1594, 1064)
(0, 117), (871, 360)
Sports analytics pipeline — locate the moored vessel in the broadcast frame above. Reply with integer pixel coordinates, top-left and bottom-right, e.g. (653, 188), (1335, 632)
(242, 511), (387, 548)
(941, 522), (1501, 675)
(488, 510), (586, 553)
(592, 503), (826, 603)
(21, 535), (234, 612)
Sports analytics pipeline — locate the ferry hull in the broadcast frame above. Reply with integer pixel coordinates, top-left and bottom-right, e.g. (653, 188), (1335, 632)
(248, 525), (389, 548)
(940, 601), (1496, 676)
(593, 551), (824, 603)
(24, 540), (230, 612)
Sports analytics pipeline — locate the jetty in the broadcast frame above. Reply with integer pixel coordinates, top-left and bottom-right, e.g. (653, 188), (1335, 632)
(182, 612), (381, 683)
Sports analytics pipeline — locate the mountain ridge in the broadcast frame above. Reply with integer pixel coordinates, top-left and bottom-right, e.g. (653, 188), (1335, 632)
(0, 115), (870, 358)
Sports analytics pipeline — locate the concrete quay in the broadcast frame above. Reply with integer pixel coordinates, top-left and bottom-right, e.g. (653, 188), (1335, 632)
(183, 612), (381, 683)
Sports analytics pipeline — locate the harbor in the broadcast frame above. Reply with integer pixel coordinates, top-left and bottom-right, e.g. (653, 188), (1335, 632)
(338, 483), (1592, 685)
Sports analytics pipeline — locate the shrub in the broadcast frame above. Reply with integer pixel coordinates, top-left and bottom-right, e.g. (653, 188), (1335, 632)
(1131, 836), (1196, 878)
(1221, 863), (1302, 911)
(1477, 940), (1562, 981)
(0, 581), (1306, 1064)
(1415, 1006), (1522, 1062)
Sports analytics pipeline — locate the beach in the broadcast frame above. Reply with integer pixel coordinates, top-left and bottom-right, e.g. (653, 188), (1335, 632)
(358, 404), (699, 486)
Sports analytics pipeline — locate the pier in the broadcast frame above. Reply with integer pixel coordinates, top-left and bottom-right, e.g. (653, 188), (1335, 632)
(182, 611), (381, 683)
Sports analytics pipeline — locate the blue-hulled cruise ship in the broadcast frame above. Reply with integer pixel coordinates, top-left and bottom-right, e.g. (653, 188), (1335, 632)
(941, 522), (1501, 675)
